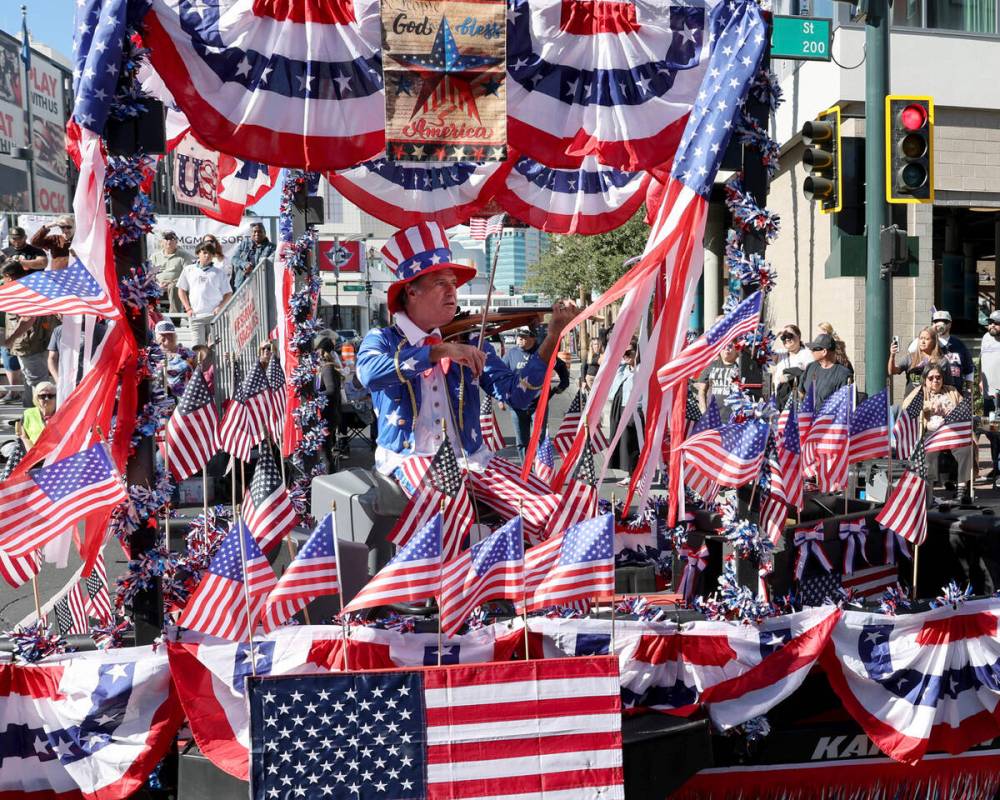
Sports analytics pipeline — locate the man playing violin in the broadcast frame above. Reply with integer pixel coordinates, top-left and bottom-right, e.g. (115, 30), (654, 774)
(356, 222), (576, 541)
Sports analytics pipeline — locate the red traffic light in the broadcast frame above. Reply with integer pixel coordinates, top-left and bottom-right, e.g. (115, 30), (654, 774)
(899, 103), (928, 131)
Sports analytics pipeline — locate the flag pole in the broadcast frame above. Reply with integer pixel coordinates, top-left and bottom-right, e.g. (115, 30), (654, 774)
(610, 493), (617, 656)
(162, 361), (172, 553)
(330, 501), (347, 670)
(438, 497), (446, 668)
(473, 216), (507, 357)
(518, 499), (530, 661)
(233, 502), (258, 675)
(31, 569), (42, 624)
(913, 415), (927, 601)
(846, 381), (855, 517)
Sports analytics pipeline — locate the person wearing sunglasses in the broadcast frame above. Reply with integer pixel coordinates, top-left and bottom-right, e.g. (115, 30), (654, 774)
(19, 381), (58, 448)
(771, 324), (812, 407)
(29, 215), (75, 270)
(1, 226), (47, 271)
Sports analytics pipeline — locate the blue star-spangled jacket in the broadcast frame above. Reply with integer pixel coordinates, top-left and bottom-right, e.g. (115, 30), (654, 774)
(357, 325), (548, 457)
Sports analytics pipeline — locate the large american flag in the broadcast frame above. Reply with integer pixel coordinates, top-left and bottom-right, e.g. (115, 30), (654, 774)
(180, 521), (277, 641)
(342, 513), (442, 614)
(389, 441), (475, 561)
(262, 513), (340, 633)
(544, 435), (599, 539)
(925, 396), (973, 454)
(238, 362), (272, 444)
(530, 513), (615, 612)
(848, 388), (890, 464)
(875, 438), (928, 546)
(680, 417), (770, 489)
(892, 389), (924, 460)
(248, 657), (624, 800)
(657, 291), (762, 392)
(164, 368), (219, 481)
(0, 259), (118, 318)
(439, 516), (524, 636)
(0, 443), (126, 558)
(478, 394), (505, 452)
(242, 447), (300, 554)
(469, 212), (506, 241)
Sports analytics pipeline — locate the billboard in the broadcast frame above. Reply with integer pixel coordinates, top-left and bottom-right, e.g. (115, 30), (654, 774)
(0, 35), (28, 210)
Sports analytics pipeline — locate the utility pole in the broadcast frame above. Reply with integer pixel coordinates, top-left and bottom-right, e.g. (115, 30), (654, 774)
(863, 0), (891, 393)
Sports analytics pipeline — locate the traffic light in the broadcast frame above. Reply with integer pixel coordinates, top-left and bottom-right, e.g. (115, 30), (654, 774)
(800, 105), (842, 213)
(886, 95), (934, 203)
(508, 285), (515, 296)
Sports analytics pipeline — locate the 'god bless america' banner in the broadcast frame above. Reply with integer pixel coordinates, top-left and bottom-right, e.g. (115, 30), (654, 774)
(382, 0), (506, 162)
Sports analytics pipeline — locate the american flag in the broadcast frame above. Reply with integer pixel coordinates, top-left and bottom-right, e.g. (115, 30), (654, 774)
(925, 396), (973, 454)
(544, 435), (599, 539)
(552, 392), (608, 458)
(892, 389), (924, 460)
(684, 388), (703, 436)
(342, 513), (442, 614)
(684, 395), (722, 501)
(681, 417), (770, 489)
(478, 394), (505, 452)
(848, 389), (890, 464)
(469, 212), (506, 240)
(389, 441), (475, 561)
(799, 384), (818, 476)
(54, 584), (89, 636)
(243, 447), (300, 554)
(530, 514), (615, 612)
(439, 516), (524, 636)
(776, 401), (804, 511)
(164, 368), (219, 481)
(467, 458), (561, 545)
(218, 397), (254, 463)
(180, 521), (277, 641)
(532, 435), (555, 486)
(657, 291), (762, 392)
(876, 439), (928, 546)
(0, 443), (127, 557)
(806, 385), (854, 456)
(238, 362), (272, 444)
(84, 553), (114, 625)
(798, 565), (899, 607)
(0, 259), (119, 318)
(262, 513), (340, 633)
(247, 657), (624, 800)
(265, 355), (287, 446)
(0, 442), (41, 588)
(760, 438), (788, 545)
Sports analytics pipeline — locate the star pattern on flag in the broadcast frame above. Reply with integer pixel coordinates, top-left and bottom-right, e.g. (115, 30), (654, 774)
(33, 445), (117, 502)
(72, 0), (127, 133)
(469, 519), (523, 576)
(427, 440), (464, 499)
(207, 525), (251, 583)
(558, 514), (613, 567)
(396, 515), (442, 563)
(850, 390), (888, 436)
(177, 369), (214, 416)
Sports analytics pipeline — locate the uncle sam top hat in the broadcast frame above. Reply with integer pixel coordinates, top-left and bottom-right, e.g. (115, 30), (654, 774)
(382, 222), (477, 314)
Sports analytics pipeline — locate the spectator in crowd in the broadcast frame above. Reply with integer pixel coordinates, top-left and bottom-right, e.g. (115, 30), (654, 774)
(151, 230), (190, 313)
(155, 319), (195, 396)
(697, 340), (741, 422)
(200, 234), (231, 284)
(802, 332), (852, 407)
(2, 226), (47, 271)
(910, 310), (974, 393)
(191, 343), (214, 391)
(609, 348), (641, 484)
(979, 310), (1000, 479)
(30, 215), (74, 270)
(259, 341), (274, 368)
(316, 336), (346, 468)
(19, 381), (57, 448)
(501, 326), (569, 459)
(772, 324), (812, 408)
(1, 261), (56, 403)
(178, 243), (232, 345)
(889, 326), (944, 395)
(902, 363), (971, 503)
(0, 310), (21, 403)
(816, 322), (854, 373)
(583, 362), (600, 392)
(47, 318), (108, 384)
(232, 223), (276, 290)
(580, 337), (604, 385)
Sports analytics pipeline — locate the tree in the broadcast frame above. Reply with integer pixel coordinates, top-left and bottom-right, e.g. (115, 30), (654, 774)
(526, 207), (651, 300)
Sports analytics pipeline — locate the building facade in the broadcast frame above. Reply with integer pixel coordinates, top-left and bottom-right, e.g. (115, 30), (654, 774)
(485, 227), (550, 295)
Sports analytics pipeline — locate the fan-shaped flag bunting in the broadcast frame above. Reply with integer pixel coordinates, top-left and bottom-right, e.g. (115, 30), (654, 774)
(142, 0), (386, 170)
(327, 158), (508, 229)
(496, 154), (650, 234)
(506, 0), (718, 171)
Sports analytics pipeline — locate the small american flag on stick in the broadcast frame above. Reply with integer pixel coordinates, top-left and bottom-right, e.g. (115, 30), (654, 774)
(529, 513), (615, 612)
(0, 258), (119, 318)
(243, 446), (300, 554)
(544, 434), (599, 539)
(164, 368), (219, 481)
(849, 389), (890, 464)
(479, 394), (505, 452)
(875, 438), (929, 546)
(263, 513), (340, 632)
(925, 396), (973, 454)
(892, 389), (924, 460)
(469, 212), (505, 240)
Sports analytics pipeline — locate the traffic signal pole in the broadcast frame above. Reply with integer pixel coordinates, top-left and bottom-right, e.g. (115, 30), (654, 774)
(863, 0), (891, 393)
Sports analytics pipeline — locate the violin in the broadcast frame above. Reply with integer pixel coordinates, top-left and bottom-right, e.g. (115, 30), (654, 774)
(440, 306), (551, 341)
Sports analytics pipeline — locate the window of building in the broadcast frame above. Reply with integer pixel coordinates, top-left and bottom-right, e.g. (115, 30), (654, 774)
(892, 0), (997, 32)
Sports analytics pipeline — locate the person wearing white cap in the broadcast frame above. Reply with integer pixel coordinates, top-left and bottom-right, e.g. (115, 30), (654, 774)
(980, 310), (1000, 479)
(155, 319), (194, 396)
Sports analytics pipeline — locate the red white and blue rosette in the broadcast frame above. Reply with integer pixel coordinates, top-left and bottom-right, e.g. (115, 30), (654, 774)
(506, 0), (718, 171)
(142, 0), (386, 170)
(327, 158), (506, 229)
(496, 154), (650, 234)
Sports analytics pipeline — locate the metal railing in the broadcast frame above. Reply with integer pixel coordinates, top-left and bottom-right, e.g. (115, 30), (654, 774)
(209, 257), (277, 401)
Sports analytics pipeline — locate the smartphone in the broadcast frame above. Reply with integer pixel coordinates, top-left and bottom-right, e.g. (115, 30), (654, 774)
(891, 336), (899, 348)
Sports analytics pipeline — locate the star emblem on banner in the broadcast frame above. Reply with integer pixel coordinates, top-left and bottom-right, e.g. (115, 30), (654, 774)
(391, 16), (502, 123)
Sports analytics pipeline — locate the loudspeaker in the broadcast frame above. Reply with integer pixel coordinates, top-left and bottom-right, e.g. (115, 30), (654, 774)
(105, 99), (166, 156)
(178, 743), (246, 800)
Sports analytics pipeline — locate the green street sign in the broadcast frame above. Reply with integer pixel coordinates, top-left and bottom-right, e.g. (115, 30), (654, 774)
(771, 15), (832, 62)
(341, 284), (365, 291)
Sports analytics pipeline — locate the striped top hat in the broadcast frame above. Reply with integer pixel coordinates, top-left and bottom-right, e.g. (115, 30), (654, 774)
(382, 222), (477, 314)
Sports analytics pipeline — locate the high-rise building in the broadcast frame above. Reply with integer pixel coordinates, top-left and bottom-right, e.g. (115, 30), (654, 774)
(486, 227), (550, 294)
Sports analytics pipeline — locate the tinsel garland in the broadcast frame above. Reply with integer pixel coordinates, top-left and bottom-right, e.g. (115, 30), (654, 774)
(115, 547), (176, 613)
(108, 472), (174, 551)
(733, 324), (776, 365)
(933, 581), (973, 610)
(163, 506), (233, 612)
(690, 558), (774, 625)
(723, 516), (772, 562)
(735, 115), (781, 178)
(130, 381), (173, 455)
(724, 175), (781, 241)
(615, 596), (669, 622)
(732, 715), (772, 748)
(5, 621), (68, 663)
(288, 482), (315, 528)
(725, 230), (776, 294)
(346, 611), (419, 633)
(750, 69), (784, 111)
(118, 266), (163, 318)
(110, 193), (156, 247)
(106, 153), (155, 191)
(878, 586), (912, 616)
(92, 619), (133, 650)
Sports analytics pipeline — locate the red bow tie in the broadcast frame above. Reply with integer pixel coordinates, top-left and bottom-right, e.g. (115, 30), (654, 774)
(422, 334), (450, 376)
